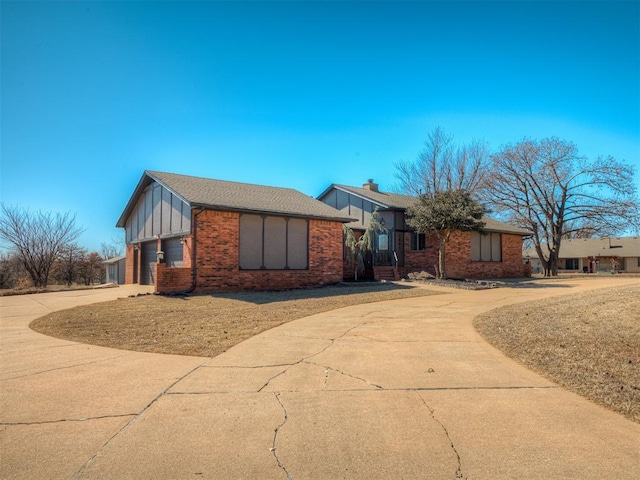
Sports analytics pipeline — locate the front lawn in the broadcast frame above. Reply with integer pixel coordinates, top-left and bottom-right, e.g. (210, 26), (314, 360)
(474, 284), (640, 423)
(30, 283), (439, 357)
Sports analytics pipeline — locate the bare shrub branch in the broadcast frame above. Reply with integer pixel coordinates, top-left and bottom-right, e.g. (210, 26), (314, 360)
(394, 127), (489, 198)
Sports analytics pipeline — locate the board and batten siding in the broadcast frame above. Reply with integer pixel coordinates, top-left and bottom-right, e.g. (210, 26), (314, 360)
(125, 181), (191, 243)
(321, 188), (381, 227)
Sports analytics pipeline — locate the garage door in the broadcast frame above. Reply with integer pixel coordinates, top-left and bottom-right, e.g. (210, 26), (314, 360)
(164, 238), (184, 267)
(140, 241), (157, 285)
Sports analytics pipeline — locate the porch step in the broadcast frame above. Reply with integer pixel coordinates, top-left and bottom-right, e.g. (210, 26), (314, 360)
(373, 266), (400, 281)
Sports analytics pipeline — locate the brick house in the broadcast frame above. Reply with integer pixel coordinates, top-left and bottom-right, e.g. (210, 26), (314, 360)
(116, 171), (353, 293)
(318, 180), (532, 280)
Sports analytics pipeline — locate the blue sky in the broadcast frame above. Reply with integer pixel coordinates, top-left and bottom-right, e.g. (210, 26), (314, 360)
(2, 1), (639, 252)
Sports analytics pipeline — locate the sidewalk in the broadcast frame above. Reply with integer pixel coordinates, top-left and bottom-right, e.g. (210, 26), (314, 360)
(2, 278), (639, 479)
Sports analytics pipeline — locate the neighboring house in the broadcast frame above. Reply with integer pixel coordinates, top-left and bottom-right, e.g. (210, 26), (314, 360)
(317, 180), (532, 280)
(116, 171), (353, 293)
(523, 237), (640, 274)
(103, 256), (126, 285)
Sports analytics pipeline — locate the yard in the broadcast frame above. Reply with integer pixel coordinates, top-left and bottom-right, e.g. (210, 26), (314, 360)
(474, 284), (640, 423)
(30, 282), (439, 357)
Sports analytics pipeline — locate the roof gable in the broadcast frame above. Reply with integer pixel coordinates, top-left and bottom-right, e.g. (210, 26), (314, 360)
(318, 183), (532, 236)
(117, 171), (353, 227)
(319, 184), (417, 210)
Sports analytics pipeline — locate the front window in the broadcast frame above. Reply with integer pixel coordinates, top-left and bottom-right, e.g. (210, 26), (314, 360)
(410, 232), (425, 251)
(239, 214), (308, 270)
(565, 258), (579, 270)
(471, 232), (502, 262)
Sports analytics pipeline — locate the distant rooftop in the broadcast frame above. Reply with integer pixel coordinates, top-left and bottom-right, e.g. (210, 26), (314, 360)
(524, 236), (640, 258)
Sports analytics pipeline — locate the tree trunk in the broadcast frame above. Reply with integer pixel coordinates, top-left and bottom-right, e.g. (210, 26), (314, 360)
(548, 249), (559, 276)
(438, 239), (446, 280)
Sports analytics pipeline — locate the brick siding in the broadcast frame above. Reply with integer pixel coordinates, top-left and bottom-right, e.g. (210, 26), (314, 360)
(125, 242), (136, 285)
(127, 208), (528, 292)
(404, 232), (439, 277)
(344, 230), (528, 280)
(150, 210), (345, 293)
(156, 264), (191, 293)
(400, 230), (527, 279)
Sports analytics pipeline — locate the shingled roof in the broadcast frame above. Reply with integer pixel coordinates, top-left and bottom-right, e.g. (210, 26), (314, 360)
(524, 236), (640, 259)
(117, 171), (354, 227)
(319, 183), (532, 236)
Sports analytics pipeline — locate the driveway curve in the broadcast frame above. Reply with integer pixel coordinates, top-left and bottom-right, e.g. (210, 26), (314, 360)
(1, 278), (639, 479)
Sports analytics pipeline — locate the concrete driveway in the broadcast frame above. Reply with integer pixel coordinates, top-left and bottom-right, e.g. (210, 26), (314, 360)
(1, 278), (639, 479)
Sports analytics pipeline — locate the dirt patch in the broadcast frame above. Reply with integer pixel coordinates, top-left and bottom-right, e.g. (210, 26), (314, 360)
(31, 283), (440, 357)
(474, 284), (640, 423)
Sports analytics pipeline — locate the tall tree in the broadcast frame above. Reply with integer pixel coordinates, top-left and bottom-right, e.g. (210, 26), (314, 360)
(0, 205), (84, 287)
(487, 137), (639, 276)
(406, 189), (486, 279)
(395, 127), (489, 198)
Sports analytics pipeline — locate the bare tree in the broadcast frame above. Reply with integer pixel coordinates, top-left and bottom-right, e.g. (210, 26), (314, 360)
(486, 137), (639, 276)
(0, 205), (85, 287)
(100, 237), (124, 260)
(395, 127), (489, 198)
(0, 252), (25, 289)
(53, 244), (87, 286)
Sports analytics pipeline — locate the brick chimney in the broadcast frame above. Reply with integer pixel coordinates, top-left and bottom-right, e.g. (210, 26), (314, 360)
(363, 179), (379, 192)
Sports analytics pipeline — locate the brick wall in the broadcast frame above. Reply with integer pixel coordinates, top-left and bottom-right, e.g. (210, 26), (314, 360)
(152, 210), (345, 293)
(156, 264), (191, 293)
(400, 230), (527, 279)
(125, 242), (136, 285)
(404, 232), (439, 276)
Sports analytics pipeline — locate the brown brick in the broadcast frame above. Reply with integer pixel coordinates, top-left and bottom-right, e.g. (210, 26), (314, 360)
(150, 210), (345, 293)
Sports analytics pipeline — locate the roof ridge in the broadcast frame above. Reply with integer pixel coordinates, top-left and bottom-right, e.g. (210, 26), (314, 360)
(335, 183), (413, 197)
(147, 170), (302, 193)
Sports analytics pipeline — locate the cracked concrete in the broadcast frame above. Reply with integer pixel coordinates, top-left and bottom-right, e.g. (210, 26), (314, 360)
(2, 278), (640, 479)
(416, 393), (465, 479)
(271, 392), (293, 480)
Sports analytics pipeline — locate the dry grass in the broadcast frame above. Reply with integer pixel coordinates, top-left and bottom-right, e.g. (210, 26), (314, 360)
(31, 283), (439, 358)
(474, 284), (640, 423)
(0, 284), (106, 297)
